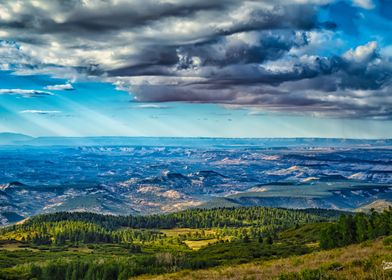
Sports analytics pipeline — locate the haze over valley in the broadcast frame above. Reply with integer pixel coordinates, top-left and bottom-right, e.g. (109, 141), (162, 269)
(1, 135), (391, 225)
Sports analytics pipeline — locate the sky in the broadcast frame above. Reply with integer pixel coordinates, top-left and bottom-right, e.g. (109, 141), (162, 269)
(0, 0), (391, 138)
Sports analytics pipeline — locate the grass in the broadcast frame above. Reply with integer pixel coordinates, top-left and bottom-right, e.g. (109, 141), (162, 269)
(0, 241), (39, 252)
(184, 239), (218, 250)
(161, 228), (216, 237)
(66, 246), (93, 253)
(134, 237), (392, 280)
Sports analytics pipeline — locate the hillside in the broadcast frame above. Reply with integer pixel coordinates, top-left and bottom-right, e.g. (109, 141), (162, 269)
(0, 207), (391, 279)
(136, 237), (392, 280)
(356, 199), (392, 212)
(0, 207), (339, 279)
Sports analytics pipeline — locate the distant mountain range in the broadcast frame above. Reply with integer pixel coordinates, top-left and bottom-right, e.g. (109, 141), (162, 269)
(1, 132), (392, 147)
(0, 133), (34, 145)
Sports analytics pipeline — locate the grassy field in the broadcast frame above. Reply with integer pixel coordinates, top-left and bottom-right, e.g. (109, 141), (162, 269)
(160, 228), (216, 237)
(0, 241), (39, 252)
(135, 238), (392, 280)
(160, 228), (225, 250)
(184, 239), (218, 250)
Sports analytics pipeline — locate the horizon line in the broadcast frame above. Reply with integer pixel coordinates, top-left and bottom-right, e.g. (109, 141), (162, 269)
(1, 132), (392, 141)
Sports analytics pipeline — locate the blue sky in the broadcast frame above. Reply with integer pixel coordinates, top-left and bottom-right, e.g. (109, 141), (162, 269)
(0, 0), (391, 138)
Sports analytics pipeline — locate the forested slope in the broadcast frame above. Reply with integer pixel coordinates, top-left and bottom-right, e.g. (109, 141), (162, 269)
(0, 207), (391, 280)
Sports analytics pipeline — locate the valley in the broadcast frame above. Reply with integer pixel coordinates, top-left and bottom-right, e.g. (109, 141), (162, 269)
(1, 138), (392, 225)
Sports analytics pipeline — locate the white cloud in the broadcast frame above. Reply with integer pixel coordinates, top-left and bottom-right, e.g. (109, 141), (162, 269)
(0, 89), (53, 97)
(20, 110), (62, 115)
(343, 41), (378, 63)
(44, 83), (74, 91)
(132, 104), (171, 109)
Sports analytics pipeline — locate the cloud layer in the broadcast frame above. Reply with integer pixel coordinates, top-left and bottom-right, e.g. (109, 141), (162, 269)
(0, 0), (391, 118)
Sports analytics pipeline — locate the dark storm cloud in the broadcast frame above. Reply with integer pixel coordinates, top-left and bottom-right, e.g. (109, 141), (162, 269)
(0, 0), (391, 118)
(63, 1), (238, 33)
(175, 31), (310, 69)
(109, 31), (310, 76)
(0, 1), (318, 36)
(124, 42), (392, 119)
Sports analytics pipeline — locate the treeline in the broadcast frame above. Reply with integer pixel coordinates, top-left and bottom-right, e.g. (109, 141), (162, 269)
(1, 219), (276, 247)
(21, 256), (171, 280)
(23, 207), (342, 230)
(320, 208), (392, 249)
(1, 220), (163, 246)
(0, 207), (342, 246)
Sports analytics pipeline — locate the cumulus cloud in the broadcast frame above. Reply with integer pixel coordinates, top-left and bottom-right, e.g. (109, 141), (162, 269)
(44, 83), (74, 91)
(0, 0), (390, 118)
(343, 41), (378, 63)
(0, 89), (53, 97)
